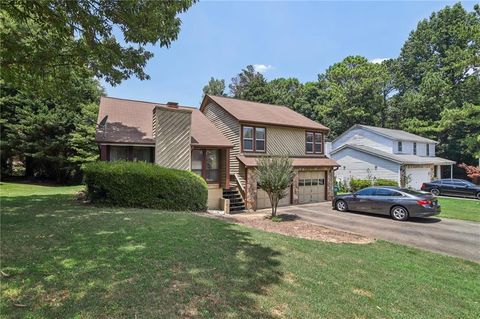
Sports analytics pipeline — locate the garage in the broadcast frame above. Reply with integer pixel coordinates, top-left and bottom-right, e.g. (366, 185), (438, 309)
(298, 171), (326, 204)
(405, 166), (432, 190)
(257, 186), (291, 209)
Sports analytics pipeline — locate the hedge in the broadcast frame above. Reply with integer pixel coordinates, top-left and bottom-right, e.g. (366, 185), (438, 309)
(83, 161), (208, 211)
(349, 178), (398, 192)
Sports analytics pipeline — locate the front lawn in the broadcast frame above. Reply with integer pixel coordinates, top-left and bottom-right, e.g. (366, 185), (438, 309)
(1, 183), (479, 318)
(438, 197), (480, 222)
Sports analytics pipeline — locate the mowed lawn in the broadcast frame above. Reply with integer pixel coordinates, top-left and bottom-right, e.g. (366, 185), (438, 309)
(438, 197), (480, 222)
(1, 183), (479, 318)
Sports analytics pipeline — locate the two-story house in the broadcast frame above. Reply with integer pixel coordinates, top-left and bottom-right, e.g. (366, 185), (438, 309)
(96, 95), (339, 211)
(329, 124), (455, 189)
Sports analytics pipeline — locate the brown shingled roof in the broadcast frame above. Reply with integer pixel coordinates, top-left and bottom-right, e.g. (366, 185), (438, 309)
(201, 95), (329, 131)
(237, 155), (339, 168)
(96, 96), (232, 148)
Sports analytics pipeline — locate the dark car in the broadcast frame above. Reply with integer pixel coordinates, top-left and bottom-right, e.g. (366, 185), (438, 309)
(420, 179), (480, 200)
(333, 186), (440, 221)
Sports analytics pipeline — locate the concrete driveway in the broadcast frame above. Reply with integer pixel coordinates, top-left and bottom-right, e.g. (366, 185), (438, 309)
(277, 202), (480, 263)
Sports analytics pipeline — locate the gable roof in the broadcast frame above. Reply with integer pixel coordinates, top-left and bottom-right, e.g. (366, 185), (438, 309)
(200, 95), (329, 131)
(331, 144), (455, 165)
(333, 124), (438, 144)
(96, 96), (232, 148)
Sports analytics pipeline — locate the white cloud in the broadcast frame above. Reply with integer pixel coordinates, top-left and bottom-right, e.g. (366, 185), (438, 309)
(370, 58), (389, 64)
(253, 64), (274, 73)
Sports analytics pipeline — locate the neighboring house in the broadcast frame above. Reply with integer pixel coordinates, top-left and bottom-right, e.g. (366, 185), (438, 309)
(96, 95), (338, 211)
(329, 124), (455, 190)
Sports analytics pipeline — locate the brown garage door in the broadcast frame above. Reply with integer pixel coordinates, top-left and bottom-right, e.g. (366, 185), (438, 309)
(298, 171), (326, 204)
(257, 187), (291, 209)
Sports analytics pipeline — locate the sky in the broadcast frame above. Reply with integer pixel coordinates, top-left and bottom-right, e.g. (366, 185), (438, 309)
(102, 1), (476, 107)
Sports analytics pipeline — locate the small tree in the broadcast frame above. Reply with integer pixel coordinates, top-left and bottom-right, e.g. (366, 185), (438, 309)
(458, 163), (480, 184)
(256, 156), (294, 217)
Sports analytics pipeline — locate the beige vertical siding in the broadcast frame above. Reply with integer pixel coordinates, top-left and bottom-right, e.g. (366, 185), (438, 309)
(202, 102), (241, 174)
(154, 106), (192, 170)
(265, 126), (308, 156)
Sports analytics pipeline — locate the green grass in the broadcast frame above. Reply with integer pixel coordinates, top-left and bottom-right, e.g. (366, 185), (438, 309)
(438, 197), (480, 222)
(1, 183), (479, 318)
(0, 182), (84, 197)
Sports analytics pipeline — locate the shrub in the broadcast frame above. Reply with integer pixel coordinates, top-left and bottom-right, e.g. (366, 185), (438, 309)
(374, 179), (398, 187)
(348, 178), (398, 192)
(83, 161), (208, 211)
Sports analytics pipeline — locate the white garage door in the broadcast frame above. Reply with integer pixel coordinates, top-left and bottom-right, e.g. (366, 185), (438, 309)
(257, 187), (291, 209)
(405, 167), (431, 190)
(299, 171), (326, 204)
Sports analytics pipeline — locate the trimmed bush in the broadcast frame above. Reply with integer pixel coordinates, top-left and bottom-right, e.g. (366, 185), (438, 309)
(349, 178), (398, 192)
(375, 179), (398, 187)
(83, 161), (208, 211)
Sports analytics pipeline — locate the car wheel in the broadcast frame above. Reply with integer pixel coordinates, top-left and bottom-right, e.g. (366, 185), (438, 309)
(336, 200), (348, 212)
(431, 188), (440, 196)
(391, 206), (409, 221)
(477, 192), (480, 200)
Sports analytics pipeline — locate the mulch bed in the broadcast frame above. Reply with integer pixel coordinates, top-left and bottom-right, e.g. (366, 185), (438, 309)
(207, 211), (374, 244)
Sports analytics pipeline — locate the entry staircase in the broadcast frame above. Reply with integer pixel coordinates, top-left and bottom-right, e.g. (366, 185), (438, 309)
(222, 174), (246, 212)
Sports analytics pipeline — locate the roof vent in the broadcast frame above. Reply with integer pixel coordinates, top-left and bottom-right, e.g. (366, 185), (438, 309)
(167, 102), (179, 108)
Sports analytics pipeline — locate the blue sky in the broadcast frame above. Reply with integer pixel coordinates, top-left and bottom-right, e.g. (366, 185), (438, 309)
(102, 1), (475, 107)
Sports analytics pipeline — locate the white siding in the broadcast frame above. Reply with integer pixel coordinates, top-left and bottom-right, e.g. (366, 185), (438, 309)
(332, 128), (393, 153)
(332, 148), (400, 184)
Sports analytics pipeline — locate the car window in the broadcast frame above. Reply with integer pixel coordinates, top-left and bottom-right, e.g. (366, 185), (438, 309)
(441, 180), (453, 185)
(453, 182), (465, 186)
(399, 189), (424, 196)
(375, 188), (402, 196)
(356, 188), (376, 196)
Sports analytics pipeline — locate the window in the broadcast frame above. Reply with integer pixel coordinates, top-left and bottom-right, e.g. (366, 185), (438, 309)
(306, 132), (314, 153)
(374, 188), (402, 196)
(426, 144), (430, 156)
(255, 127), (266, 152)
(242, 126), (266, 152)
(109, 146), (128, 161)
(413, 142), (417, 155)
(356, 188), (376, 196)
(306, 131), (323, 154)
(191, 149), (220, 183)
(132, 147), (152, 162)
(397, 141), (403, 152)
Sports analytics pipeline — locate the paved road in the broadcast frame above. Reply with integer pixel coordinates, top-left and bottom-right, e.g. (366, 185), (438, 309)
(277, 202), (480, 263)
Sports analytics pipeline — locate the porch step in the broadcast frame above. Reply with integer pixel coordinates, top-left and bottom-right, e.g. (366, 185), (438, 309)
(223, 186), (245, 212)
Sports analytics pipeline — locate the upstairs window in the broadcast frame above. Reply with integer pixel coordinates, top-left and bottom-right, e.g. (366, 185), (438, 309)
(242, 126), (266, 152)
(413, 142), (417, 155)
(426, 144), (430, 156)
(398, 141), (403, 152)
(306, 132), (323, 154)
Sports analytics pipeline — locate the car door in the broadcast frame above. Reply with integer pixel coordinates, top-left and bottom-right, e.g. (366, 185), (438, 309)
(352, 188), (376, 212)
(440, 180), (456, 195)
(456, 181), (475, 197)
(368, 188), (395, 215)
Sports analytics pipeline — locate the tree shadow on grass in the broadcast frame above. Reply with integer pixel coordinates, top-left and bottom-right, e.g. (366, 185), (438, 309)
(1, 194), (283, 318)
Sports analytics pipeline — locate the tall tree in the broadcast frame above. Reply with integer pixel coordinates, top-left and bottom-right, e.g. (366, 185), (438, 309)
(1, 79), (103, 183)
(1, 0), (195, 97)
(395, 3), (480, 163)
(314, 56), (394, 138)
(229, 65), (270, 102)
(202, 77), (226, 97)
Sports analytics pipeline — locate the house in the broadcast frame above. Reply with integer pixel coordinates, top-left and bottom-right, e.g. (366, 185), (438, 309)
(329, 124), (455, 189)
(96, 95), (339, 211)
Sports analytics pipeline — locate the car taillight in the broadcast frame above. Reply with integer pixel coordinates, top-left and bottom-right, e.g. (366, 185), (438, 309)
(417, 199), (432, 206)
(420, 183), (426, 189)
